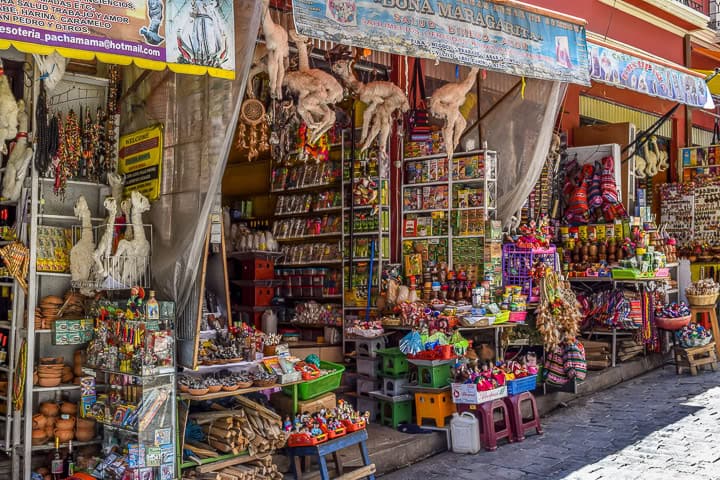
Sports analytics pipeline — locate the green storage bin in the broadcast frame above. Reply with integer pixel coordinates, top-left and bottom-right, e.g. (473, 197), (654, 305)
(379, 398), (413, 428)
(282, 361), (345, 400)
(417, 364), (452, 388)
(377, 348), (409, 377)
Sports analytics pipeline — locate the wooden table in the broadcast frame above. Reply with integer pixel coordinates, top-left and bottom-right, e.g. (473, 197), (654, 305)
(287, 429), (376, 480)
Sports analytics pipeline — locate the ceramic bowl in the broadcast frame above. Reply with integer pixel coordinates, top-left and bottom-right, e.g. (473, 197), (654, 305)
(38, 377), (61, 388)
(188, 388), (209, 396)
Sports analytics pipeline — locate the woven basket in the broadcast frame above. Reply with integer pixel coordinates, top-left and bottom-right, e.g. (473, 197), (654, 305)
(686, 293), (719, 306)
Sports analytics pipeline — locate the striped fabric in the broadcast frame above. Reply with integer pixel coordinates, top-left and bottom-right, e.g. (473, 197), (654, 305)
(543, 342), (588, 385)
(601, 155), (620, 204)
(565, 341), (587, 381)
(588, 162), (603, 208)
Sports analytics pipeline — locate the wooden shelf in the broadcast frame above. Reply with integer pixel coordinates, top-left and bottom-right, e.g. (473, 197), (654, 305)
(179, 379), (303, 401)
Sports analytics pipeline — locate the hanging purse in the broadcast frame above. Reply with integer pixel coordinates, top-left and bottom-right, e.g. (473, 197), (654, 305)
(406, 59), (430, 138)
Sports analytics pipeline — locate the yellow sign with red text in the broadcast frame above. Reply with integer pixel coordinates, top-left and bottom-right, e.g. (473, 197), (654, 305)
(118, 125), (162, 201)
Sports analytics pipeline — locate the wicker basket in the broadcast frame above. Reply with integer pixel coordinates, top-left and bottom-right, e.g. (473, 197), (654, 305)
(686, 293), (719, 306)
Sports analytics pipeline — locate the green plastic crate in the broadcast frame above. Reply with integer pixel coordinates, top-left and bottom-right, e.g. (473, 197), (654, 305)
(377, 348), (409, 377)
(379, 398), (413, 428)
(282, 361), (345, 400)
(418, 364), (452, 388)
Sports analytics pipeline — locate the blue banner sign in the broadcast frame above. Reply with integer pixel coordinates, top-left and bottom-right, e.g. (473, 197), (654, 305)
(588, 42), (714, 109)
(293, 0), (590, 85)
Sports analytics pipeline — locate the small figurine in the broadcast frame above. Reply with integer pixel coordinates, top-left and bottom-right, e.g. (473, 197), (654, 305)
(283, 416), (292, 432)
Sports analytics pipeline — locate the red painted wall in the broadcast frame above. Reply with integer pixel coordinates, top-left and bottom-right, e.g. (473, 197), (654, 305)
(529, 0), (720, 156)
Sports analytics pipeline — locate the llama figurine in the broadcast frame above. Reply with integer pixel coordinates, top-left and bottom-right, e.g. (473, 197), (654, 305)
(113, 190), (150, 286)
(69, 196), (94, 285)
(93, 197), (117, 279)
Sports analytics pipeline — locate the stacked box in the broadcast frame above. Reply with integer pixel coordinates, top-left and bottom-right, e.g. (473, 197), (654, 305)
(52, 319), (94, 345)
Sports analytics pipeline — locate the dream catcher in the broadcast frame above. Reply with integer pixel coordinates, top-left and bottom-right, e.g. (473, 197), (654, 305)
(236, 98), (269, 162)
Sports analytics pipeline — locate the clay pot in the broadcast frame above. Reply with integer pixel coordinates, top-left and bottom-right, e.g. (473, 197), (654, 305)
(54, 417), (75, 430)
(207, 385), (222, 393)
(44, 425), (53, 438)
(31, 429), (48, 445)
(61, 366), (73, 383)
(45, 415), (56, 428)
(60, 402), (77, 415)
(38, 377), (61, 388)
(32, 414), (47, 429)
(33, 372), (38, 385)
(39, 402), (59, 417)
(74, 427), (94, 442)
(76, 417), (95, 429)
(54, 428), (74, 443)
(73, 349), (84, 366)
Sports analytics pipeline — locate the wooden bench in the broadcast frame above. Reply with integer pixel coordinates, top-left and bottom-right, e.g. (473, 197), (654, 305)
(674, 342), (718, 376)
(286, 429), (375, 480)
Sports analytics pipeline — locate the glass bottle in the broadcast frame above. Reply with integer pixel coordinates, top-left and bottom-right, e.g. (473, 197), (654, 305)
(146, 290), (159, 328)
(64, 439), (75, 477)
(50, 437), (64, 479)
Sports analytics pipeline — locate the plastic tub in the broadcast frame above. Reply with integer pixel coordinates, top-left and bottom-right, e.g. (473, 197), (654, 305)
(282, 361), (345, 400)
(507, 375), (538, 396)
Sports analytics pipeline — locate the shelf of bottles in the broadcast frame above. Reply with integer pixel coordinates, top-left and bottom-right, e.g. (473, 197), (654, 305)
(341, 129), (392, 314)
(82, 293), (177, 479)
(402, 148), (497, 270)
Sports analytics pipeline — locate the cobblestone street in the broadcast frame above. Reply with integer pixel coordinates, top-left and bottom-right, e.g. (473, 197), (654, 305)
(382, 366), (720, 480)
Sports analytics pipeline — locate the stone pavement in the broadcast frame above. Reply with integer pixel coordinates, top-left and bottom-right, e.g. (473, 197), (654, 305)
(382, 366), (720, 480)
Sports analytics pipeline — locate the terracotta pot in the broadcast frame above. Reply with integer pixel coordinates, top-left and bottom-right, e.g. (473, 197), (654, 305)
(32, 429), (48, 445)
(54, 417), (75, 430)
(54, 429), (74, 443)
(73, 364), (83, 377)
(33, 372), (38, 385)
(38, 377), (61, 388)
(39, 402), (59, 417)
(74, 427), (94, 442)
(60, 402), (77, 415)
(45, 415), (56, 428)
(76, 417), (95, 429)
(207, 385), (222, 393)
(44, 425), (53, 438)
(73, 349), (84, 367)
(32, 414), (47, 429)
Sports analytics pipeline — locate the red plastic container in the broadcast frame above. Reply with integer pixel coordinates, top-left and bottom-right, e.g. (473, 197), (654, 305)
(325, 426), (347, 439)
(240, 259), (274, 280)
(287, 432), (328, 447)
(341, 419), (366, 432)
(241, 286), (275, 306)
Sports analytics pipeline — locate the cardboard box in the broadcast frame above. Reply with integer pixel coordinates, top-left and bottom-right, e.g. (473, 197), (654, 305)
(450, 384), (507, 404)
(270, 391), (336, 417)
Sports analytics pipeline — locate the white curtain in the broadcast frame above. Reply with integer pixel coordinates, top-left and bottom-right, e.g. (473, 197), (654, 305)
(119, 0), (262, 365)
(485, 80), (566, 225)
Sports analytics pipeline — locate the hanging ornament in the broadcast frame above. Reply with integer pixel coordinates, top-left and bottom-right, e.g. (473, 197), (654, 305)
(237, 98), (269, 162)
(55, 110), (82, 195)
